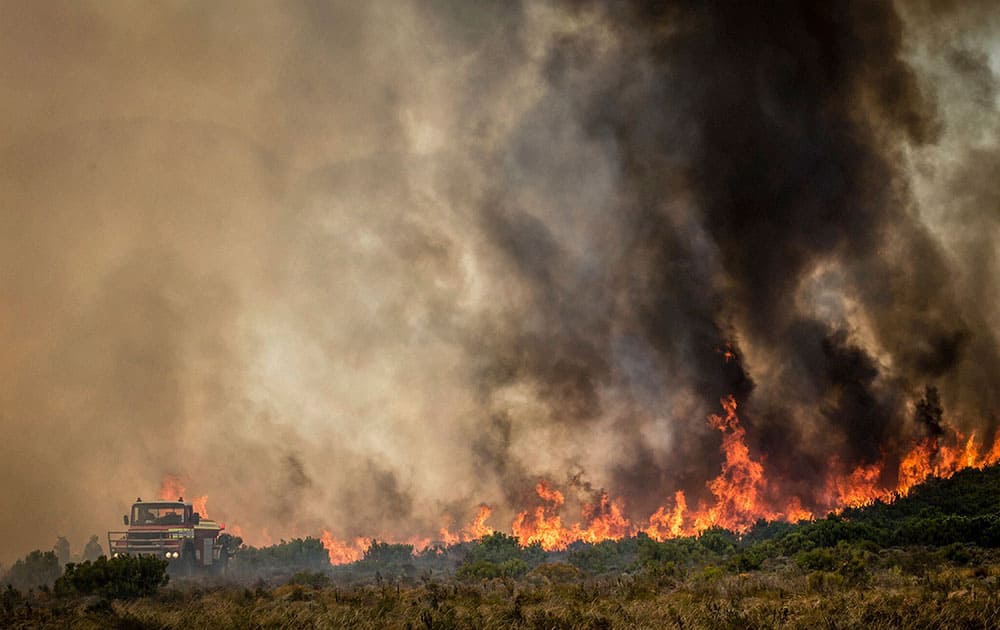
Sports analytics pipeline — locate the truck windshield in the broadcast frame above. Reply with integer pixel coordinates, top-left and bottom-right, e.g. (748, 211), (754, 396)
(131, 504), (185, 526)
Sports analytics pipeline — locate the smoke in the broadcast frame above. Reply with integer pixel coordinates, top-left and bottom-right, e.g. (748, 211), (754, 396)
(1, 0), (999, 561)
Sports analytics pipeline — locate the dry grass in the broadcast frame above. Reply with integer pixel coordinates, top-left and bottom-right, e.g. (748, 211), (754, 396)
(5, 555), (1000, 629)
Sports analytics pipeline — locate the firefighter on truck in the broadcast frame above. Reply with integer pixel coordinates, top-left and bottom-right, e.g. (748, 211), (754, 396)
(108, 497), (227, 576)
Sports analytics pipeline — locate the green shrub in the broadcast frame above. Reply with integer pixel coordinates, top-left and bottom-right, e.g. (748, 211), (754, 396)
(795, 548), (837, 572)
(567, 539), (636, 574)
(465, 532), (545, 565)
(499, 558), (530, 578)
(700, 565), (724, 582)
(456, 532), (545, 580)
(234, 537), (329, 572)
(795, 542), (870, 583)
(727, 549), (765, 572)
(456, 559), (502, 580)
(741, 519), (797, 546)
(456, 557), (530, 580)
(54, 554), (168, 600)
(359, 540), (414, 571)
(636, 535), (703, 569)
(698, 527), (737, 555)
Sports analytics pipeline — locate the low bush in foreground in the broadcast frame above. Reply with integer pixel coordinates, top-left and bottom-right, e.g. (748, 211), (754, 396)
(54, 554), (168, 600)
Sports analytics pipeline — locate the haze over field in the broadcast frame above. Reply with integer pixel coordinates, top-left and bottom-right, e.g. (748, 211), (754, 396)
(2, 1), (1000, 562)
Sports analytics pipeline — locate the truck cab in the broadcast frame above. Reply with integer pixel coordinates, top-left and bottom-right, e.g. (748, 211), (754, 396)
(108, 497), (226, 576)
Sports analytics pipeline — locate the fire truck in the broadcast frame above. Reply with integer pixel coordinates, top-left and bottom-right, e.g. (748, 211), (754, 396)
(108, 497), (227, 576)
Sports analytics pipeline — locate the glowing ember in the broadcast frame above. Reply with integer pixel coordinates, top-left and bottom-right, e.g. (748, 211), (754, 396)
(717, 341), (736, 363)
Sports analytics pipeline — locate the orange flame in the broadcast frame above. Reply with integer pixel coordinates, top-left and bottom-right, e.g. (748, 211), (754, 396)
(158, 474), (209, 517)
(645, 490), (688, 541)
(191, 496), (209, 517)
(321, 507), (494, 565)
(320, 531), (367, 565)
(440, 505), (495, 545)
(512, 481), (568, 549)
(694, 395), (775, 532)
(897, 428), (984, 497)
(821, 426), (1000, 513)
(825, 458), (885, 508)
(301, 396), (1000, 565)
(158, 475), (185, 502)
(782, 496), (813, 523)
(509, 481), (632, 550)
(984, 429), (1000, 466)
(578, 491), (631, 543)
(504, 397), (1000, 551)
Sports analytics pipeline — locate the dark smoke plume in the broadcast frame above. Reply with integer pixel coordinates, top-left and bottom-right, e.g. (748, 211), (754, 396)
(471, 0), (999, 509)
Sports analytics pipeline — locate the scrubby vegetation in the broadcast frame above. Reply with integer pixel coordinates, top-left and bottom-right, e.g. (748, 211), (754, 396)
(225, 535), (329, 582)
(54, 555), (169, 600)
(6, 465), (1000, 628)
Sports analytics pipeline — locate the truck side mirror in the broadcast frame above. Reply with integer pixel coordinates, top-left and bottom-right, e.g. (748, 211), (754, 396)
(123, 515), (129, 526)
(191, 512), (200, 525)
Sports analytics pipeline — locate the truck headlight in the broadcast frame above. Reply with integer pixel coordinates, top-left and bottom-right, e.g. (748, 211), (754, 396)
(172, 551), (179, 559)
(113, 553), (119, 558)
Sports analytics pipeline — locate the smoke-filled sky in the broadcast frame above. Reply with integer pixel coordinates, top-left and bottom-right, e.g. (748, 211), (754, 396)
(2, 0), (999, 562)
